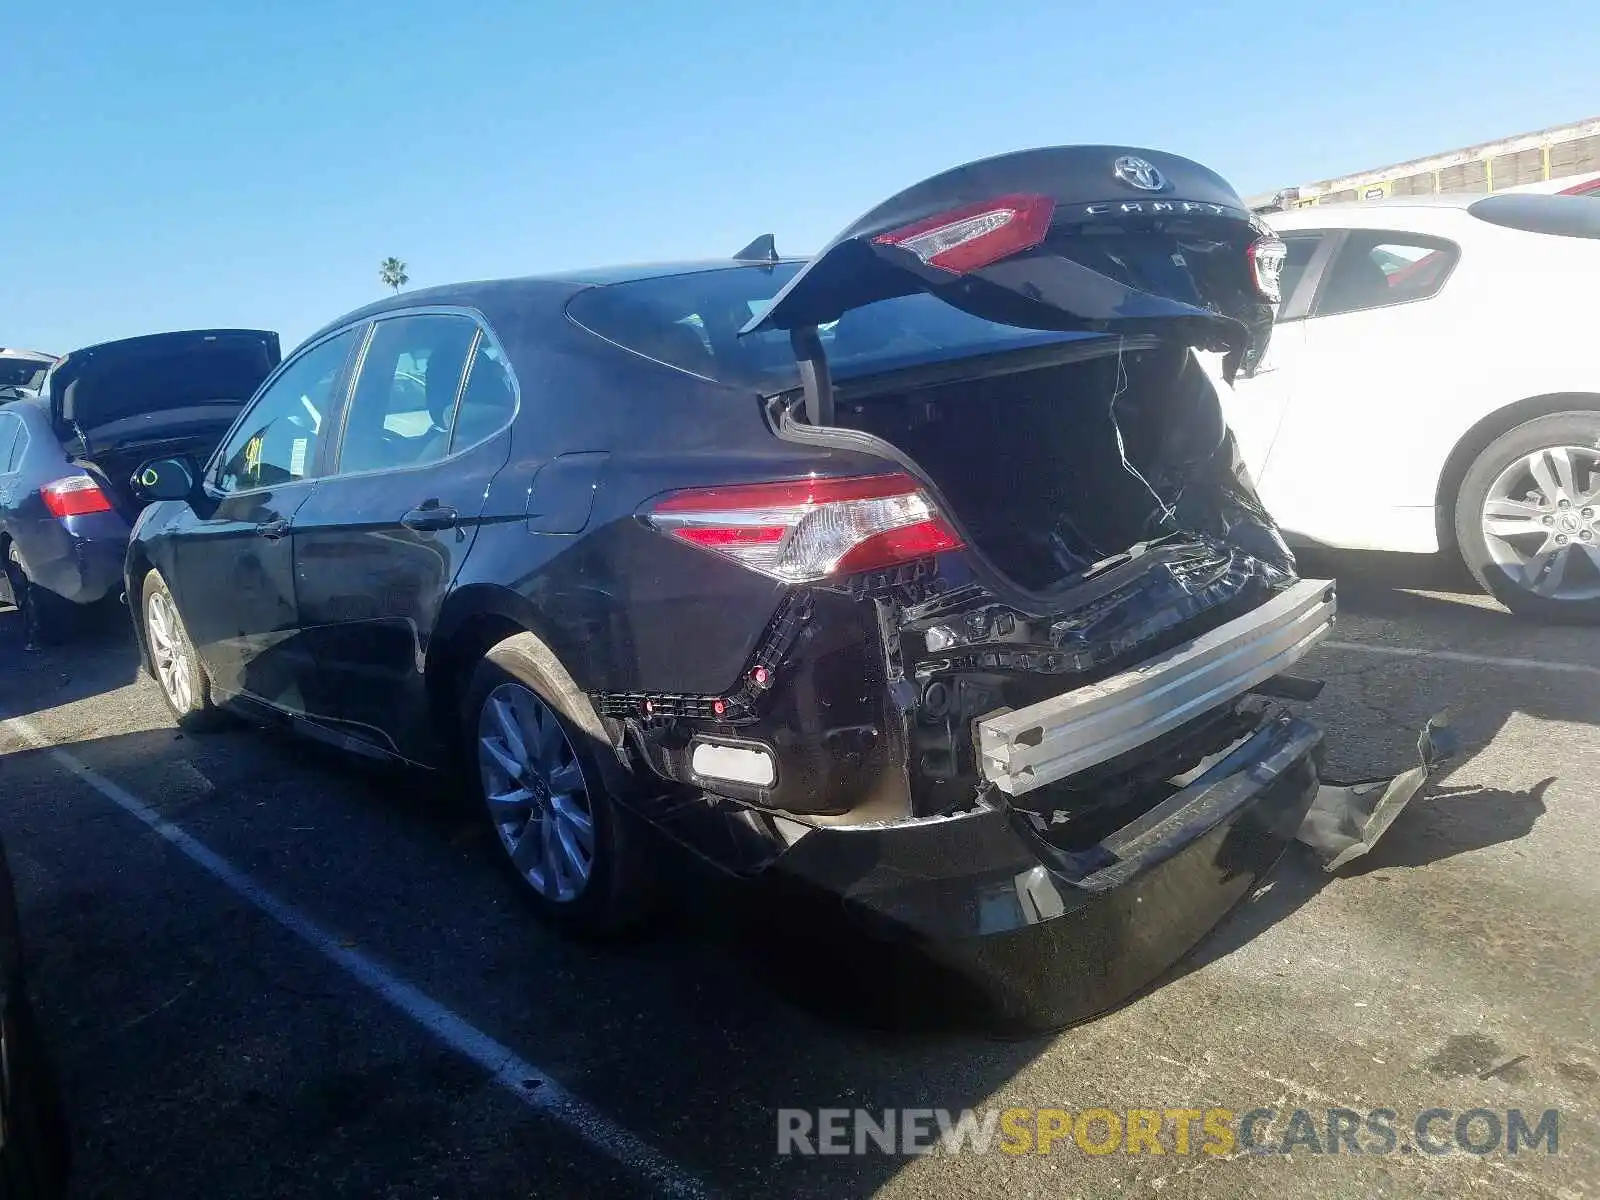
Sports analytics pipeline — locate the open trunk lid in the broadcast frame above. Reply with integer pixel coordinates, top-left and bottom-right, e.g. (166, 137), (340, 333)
(744, 145), (1281, 419)
(44, 329), (280, 516)
(745, 148), (1305, 815)
(46, 329), (279, 439)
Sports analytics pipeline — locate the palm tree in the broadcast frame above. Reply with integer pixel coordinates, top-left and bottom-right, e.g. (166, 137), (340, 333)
(379, 257), (409, 293)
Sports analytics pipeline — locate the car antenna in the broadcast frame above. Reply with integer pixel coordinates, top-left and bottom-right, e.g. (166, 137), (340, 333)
(732, 234), (779, 263)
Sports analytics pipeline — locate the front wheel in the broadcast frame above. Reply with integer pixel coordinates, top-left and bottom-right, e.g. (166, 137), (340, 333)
(140, 570), (224, 730)
(1455, 411), (1600, 623)
(461, 634), (653, 936)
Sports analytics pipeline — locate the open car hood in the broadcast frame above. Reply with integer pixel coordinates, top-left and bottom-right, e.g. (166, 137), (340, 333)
(46, 329), (280, 436)
(743, 145), (1278, 372)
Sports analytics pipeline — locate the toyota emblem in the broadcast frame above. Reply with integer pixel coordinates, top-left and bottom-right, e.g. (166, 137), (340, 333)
(1114, 156), (1167, 192)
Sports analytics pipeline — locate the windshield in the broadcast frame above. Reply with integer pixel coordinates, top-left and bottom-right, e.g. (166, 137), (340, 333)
(565, 263), (1101, 391)
(0, 357), (51, 391)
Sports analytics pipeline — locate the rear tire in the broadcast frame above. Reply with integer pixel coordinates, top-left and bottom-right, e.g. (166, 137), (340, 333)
(139, 570), (225, 731)
(1455, 411), (1600, 623)
(2, 547), (76, 648)
(461, 634), (653, 936)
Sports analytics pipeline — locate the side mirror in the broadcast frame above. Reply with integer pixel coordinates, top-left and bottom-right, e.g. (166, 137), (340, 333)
(132, 457), (197, 503)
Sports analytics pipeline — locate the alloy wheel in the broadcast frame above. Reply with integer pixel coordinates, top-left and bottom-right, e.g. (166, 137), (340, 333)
(477, 682), (595, 902)
(1479, 444), (1600, 602)
(146, 590), (195, 711)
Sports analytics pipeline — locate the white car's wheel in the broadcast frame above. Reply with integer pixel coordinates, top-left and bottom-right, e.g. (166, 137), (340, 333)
(1455, 411), (1600, 623)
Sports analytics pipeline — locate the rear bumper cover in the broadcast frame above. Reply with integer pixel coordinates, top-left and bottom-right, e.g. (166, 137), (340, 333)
(772, 711), (1321, 1029)
(11, 515), (128, 606)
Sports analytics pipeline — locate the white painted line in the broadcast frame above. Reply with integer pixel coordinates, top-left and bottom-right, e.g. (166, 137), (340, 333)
(2, 715), (710, 1200)
(1320, 639), (1600, 678)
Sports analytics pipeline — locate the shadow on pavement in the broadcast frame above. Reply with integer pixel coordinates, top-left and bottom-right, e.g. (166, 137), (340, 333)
(0, 726), (1049, 1200)
(0, 603), (142, 720)
(1172, 774), (1552, 983)
(1292, 545), (1510, 622)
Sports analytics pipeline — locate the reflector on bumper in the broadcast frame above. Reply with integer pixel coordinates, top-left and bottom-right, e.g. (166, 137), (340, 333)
(977, 578), (1337, 796)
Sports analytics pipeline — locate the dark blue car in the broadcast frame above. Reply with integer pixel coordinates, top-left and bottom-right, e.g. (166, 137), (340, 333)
(0, 330), (279, 643)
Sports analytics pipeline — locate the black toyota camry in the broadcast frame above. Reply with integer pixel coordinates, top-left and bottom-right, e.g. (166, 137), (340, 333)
(123, 145), (1337, 1028)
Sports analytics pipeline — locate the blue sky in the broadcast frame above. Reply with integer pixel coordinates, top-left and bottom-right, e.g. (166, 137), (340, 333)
(6, 0), (1597, 354)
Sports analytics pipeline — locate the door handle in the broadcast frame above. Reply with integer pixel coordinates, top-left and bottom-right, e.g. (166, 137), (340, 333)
(401, 505), (459, 532)
(255, 519), (290, 540)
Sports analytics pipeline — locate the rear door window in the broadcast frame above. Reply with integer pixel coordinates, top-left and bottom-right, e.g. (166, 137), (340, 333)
(1314, 232), (1459, 316)
(0, 414), (19, 472)
(451, 337), (517, 452)
(6, 418), (29, 473)
(335, 314), (477, 475)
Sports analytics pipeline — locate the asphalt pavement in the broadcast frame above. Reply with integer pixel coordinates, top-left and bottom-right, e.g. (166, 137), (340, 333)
(0, 549), (1595, 1199)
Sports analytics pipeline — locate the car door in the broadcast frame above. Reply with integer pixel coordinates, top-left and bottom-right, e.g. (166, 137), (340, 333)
(290, 310), (518, 761)
(1248, 229), (1461, 550)
(166, 327), (362, 709)
(1219, 231), (1337, 496)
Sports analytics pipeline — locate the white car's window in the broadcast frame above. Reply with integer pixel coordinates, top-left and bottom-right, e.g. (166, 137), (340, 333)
(1274, 235), (1326, 320)
(213, 329), (359, 493)
(1317, 232), (1458, 316)
(336, 314), (478, 475)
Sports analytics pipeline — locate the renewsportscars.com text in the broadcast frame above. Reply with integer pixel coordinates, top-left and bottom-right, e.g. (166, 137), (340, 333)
(776, 1106), (1560, 1158)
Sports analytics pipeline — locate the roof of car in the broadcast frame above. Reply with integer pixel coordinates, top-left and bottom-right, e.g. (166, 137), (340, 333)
(299, 258), (809, 347)
(1265, 192), (1600, 242)
(1266, 196), (1483, 226)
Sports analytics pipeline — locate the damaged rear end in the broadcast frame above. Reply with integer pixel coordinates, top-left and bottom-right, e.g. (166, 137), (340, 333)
(571, 146), (1440, 1029)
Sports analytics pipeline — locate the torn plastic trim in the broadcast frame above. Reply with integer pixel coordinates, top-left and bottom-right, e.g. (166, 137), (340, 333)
(1297, 713), (1460, 871)
(977, 577), (1336, 796)
(906, 542), (1284, 680)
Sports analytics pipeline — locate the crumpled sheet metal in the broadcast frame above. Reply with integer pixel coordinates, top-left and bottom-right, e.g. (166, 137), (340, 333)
(1297, 714), (1459, 872)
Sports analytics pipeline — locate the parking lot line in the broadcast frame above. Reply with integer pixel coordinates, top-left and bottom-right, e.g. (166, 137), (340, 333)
(2, 715), (711, 1200)
(1320, 639), (1600, 677)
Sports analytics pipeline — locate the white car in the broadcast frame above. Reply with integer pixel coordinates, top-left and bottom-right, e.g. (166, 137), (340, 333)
(1219, 193), (1600, 621)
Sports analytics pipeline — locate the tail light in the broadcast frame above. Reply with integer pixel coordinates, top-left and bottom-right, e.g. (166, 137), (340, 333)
(41, 475), (113, 518)
(872, 193), (1055, 274)
(646, 473), (964, 582)
(1247, 233), (1288, 302)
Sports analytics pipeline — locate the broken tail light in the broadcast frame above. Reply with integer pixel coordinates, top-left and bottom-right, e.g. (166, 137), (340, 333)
(1247, 231), (1288, 302)
(646, 473), (963, 582)
(40, 475), (113, 518)
(872, 193), (1055, 274)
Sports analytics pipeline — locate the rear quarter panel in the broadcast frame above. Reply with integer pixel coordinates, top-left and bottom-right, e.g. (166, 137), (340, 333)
(450, 304), (890, 696)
